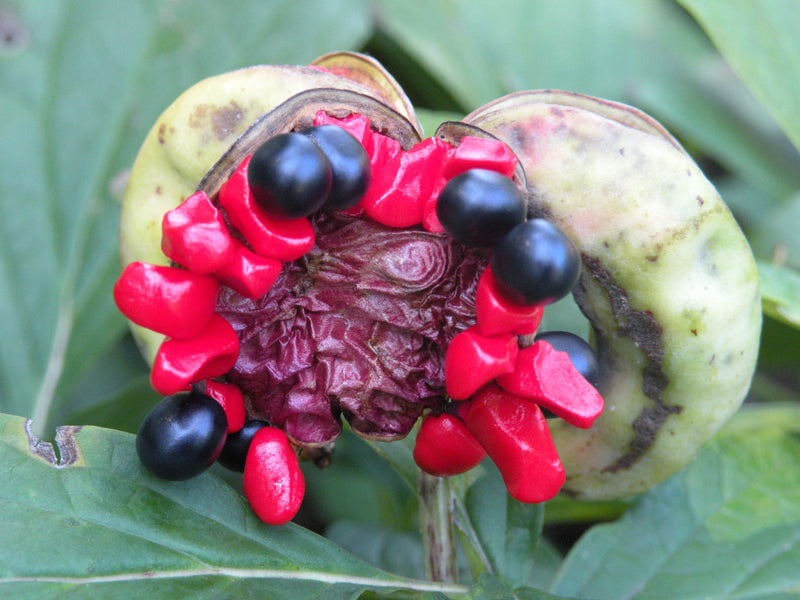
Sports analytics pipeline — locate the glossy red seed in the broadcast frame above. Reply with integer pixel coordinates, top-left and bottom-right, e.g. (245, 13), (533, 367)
(204, 380), (246, 433)
(150, 314), (240, 395)
(442, 136), (518, 180)
(214, 240), (282, 300)
(475, 267), (543, 337)
(445, 325), (519, 400)
(161, 190), (237, 274)
(462, 384), (565, 503)
(359, 133), (404, 224)
(243, 426), (305, 525)
(362, 136), (452, 228)
(218, 156), (315, 262)
(534, 331), (599, 387)
(496, 340), (604, 429)
(113, 262), (219, 339)
(421, 177), (447, 233)
(413, 412), (487, 477)
(313, 111), (373, 148)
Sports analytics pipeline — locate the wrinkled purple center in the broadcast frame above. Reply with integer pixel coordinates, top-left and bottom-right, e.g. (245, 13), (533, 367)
(216, 212), (490, 445)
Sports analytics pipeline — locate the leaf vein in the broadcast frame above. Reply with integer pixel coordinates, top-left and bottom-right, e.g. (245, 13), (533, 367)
(0, 566), (468, 595)
(725, 524), (800, 600)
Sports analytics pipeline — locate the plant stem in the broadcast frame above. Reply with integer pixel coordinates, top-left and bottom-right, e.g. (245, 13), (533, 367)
(418, 471), (458, 583)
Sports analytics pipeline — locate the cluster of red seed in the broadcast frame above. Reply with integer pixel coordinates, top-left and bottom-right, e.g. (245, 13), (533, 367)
(415, 266), (604, 502)
(114, 109), (603, 523)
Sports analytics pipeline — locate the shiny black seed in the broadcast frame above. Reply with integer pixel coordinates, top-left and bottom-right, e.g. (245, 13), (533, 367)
(535, 330), (600, 387)
(436, 169), (526, 247)
(217, 419), (270, 472)
(136, 392), (228, 481)
(247, 132), (332, 219)
(300, 125), (371, 211)
(490, 218), (581, 306)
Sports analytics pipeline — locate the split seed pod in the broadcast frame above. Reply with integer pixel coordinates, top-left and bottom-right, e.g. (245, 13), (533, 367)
(119, 53), (760, 502)
(454, 93), (761, 498)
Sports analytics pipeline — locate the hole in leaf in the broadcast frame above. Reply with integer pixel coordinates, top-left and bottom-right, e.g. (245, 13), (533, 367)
(25, 420), (83, 468)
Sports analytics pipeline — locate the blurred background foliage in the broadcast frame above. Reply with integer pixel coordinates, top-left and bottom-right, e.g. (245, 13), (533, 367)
(1, 0), (799, 585)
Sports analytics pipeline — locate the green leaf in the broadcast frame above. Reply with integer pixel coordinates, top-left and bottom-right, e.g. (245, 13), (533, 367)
(326, 520), (427, 580)
(758, 261), (800, 329)
(0, 0), (370, 431)
(522, 538), (563, 593)
(467, 574), (519, 600)
(750, 191), (800, 270)
(0, 412), (469, 599)
(723, 402), (800, 439)
(550, 411), (800, 599)
(54, 333), (157, 432)
(64, 375), (160, 434)
(678, 0), (800, 155)
(303, 430), (418, 530)
(367, 424), (423, 494)
(455, 465), (548, 591)
(469, 573), (570, 600)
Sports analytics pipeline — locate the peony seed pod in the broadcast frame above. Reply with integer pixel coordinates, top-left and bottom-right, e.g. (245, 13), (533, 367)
(118, 52), (760, 508)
